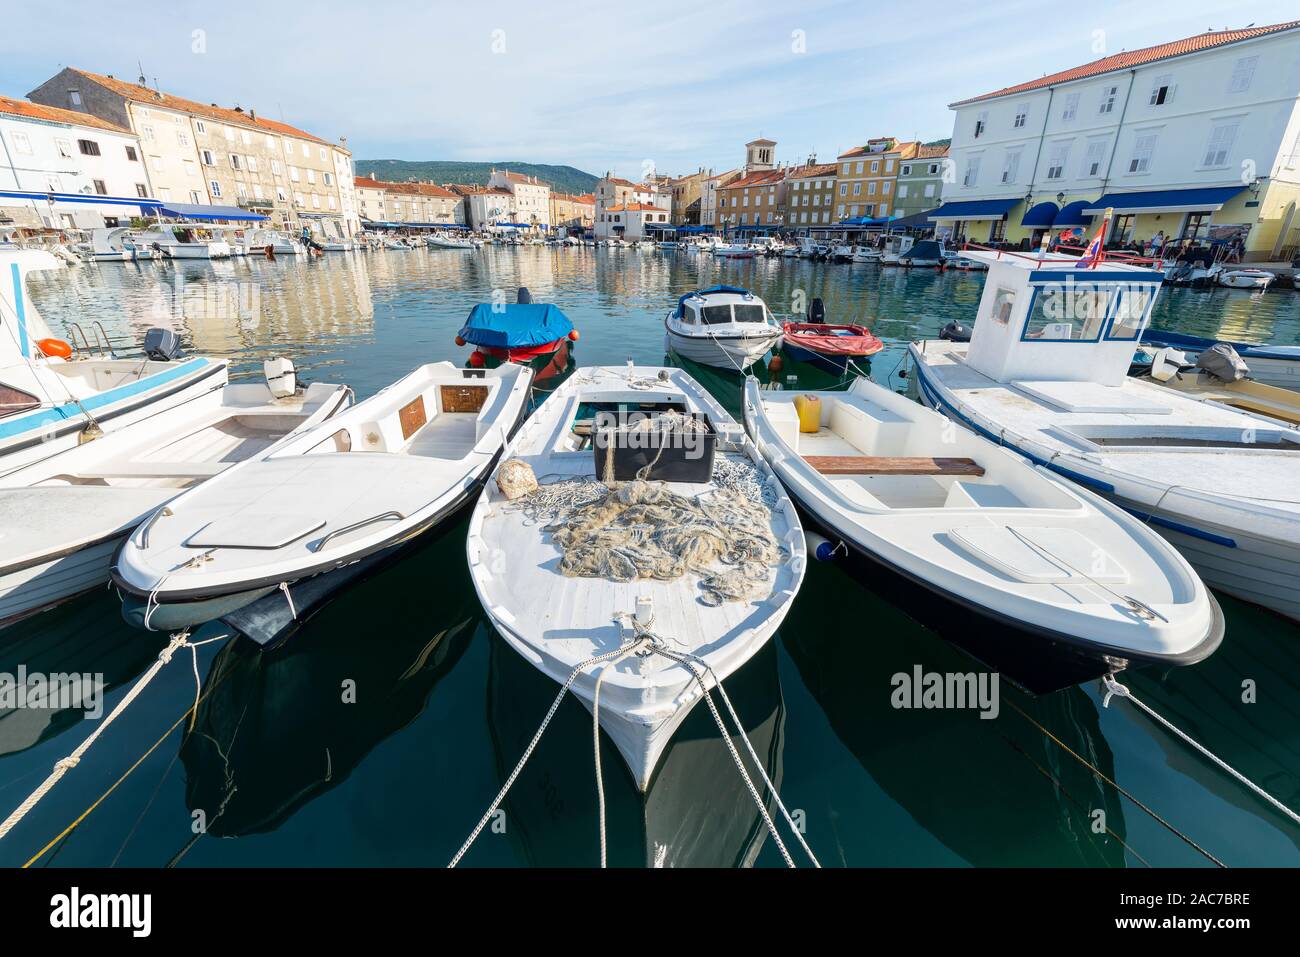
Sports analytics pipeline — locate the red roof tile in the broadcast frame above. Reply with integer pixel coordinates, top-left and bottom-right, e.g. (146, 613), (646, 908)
(720, 169), (786, 190)
(953, 20), (1300, 106)
(787, 162), (838, 179)
(0, 95), (131, 134)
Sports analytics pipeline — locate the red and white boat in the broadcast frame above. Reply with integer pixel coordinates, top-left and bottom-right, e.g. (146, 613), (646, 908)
(781, 317), (884, 375)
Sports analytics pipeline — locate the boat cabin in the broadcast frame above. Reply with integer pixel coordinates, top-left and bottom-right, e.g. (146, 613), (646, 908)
(673, 286), (776, 327)
(962, 250), (1164, 387)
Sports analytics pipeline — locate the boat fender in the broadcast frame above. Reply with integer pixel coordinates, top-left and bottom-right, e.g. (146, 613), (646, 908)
(568, 329), (580, 341)
(793, 394), (821, 433)
(939, 321), (972, 342)
(767, 353), (784, 377)
(468, 350), (486, 368)
(455, 335), (467, 346)
(264, 357), (298, 398)
(805, 531), (844, 562)
(35, 338), (73, 359)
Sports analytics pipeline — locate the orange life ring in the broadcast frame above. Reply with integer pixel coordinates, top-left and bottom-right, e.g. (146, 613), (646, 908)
(36, 338), (73, 359)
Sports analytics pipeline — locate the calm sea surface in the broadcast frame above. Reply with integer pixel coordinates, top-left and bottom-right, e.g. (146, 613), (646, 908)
(3, 246), (1298, 867)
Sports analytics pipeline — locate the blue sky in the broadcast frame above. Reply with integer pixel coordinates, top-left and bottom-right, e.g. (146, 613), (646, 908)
(2, 1), (1296, 179)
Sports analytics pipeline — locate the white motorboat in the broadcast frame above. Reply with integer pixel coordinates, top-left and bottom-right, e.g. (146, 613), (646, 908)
(316, 239), (353, 252)
(85, 227), (153, 262)
(243, 230), (301, 256)
(136, 224), (232, 259)
(0, 250), (229, 475)
(880, 234), (915, 265)
(713, 243), (756, 259)
(663, 285), (784, 371)
(831, 244), (855, 262)
(898, 239), (945, 267)
(1139, 328), (1299, 392)
(909, 246), (1300, 622)
(1217, 268), (1274, 290)
(429, 234), (476, 250)
(0, 363), (349, 627)
(744, 376), (1222, 693)
(852, 246), (882, 263)
(113, 361), (533, 638)
(466, 364), (805, 789)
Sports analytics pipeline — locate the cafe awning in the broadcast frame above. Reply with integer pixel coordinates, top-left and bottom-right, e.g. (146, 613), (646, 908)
(927, 198), (1019, 221)
(1082, 186), (1247, 216)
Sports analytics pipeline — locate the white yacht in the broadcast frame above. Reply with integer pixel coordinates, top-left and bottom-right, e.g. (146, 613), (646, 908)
(664, 285), (784, 371)
(136, 223), (232, 259)
(85, 227), (154, 262)
(909, 247), (1300, 622)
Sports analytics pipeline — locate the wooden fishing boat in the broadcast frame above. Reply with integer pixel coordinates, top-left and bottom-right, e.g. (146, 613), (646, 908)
(1140, 327), (1299, 392)
(781, 319), (884, 375)
(466, 364), (805, 790)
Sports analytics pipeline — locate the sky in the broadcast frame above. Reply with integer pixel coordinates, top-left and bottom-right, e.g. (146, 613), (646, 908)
(3, 0), (1297, 180)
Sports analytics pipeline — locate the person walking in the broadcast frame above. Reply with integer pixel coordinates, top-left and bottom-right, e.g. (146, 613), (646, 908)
(1148, 230), (1165, 259)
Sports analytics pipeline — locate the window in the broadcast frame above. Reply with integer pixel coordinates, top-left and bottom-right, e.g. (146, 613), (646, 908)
(1046, 141), (1069, 179)
(1181, 211), (1211, 241)
(319, 147), (327, 161)
(307, 169), (316, 184)
(225, 126), (236, 141)
(870, 160), (880, 173)
(841, 163), (849, 175)
(323, 172), (332, 186)
(271, 159), (281, 175)
(1014, 103), (1028, 128)
(141, 125), (154, 142)
(92, 179), (106, 195)
(230, 154), (241, 170)
(1112, 214), (1135, 243)
(290, 166), (300, 182)
(236, 182), (247, 198)
(839, 183), (847, 196)
(867, 181), (877, 195)
(10, 132), (31, 155)
(898, 184), (909, 198)
(1061, 92), (1080, 122)
(854, 161), (864, 174)
(1149, 75), (1174, 106)
(1081, 140), (1106, 177)
(1100, 86), (1118, 114)
(1023, 283), (1113, 341)
(900, 164), (912, 176)
(135, 183), (148, 197)
(209, 180), (222, 197)
(852, 183), (861, 196)
(1202, 122), (1238, 167)
(247, 156), (258, 173)
(241, 130), (251, 145)
(0, 382), (40, 419)
(151, 156), (163, 172)
(924, 183), (936, 198)
(177, 132), (189, 147)
(67, 89), (83, 108)
(836, 204), (844, 217)
(1001, 149), (1021, 184)
(187, 190), (198, 204)
(195, 120), (206, 134)
(77, 139), (100, 156)
(301, 143), (309, 157)
(990, 288), (1017, 324)
(974, 111), (988, 138)
(963, 155), (980, 187)
(276, 187), (288, 202)
(1228, 56), (1258, 94)
(1127, 133), (1156, 174)
(1107, 287), (1154, 340)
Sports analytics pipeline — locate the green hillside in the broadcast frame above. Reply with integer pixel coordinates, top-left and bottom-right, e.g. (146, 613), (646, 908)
(355, 160), (599, 195)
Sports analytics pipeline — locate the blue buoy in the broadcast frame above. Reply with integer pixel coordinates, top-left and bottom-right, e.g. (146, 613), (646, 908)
(805, 531), (843, 562)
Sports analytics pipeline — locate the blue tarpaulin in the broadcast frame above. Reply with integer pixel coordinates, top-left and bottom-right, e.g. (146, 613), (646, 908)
(458, 303), (574, 348)
(158, 202), (267, 221)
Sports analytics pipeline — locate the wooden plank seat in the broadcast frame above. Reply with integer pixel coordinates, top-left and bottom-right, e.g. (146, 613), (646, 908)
(802, 455), (985, 476)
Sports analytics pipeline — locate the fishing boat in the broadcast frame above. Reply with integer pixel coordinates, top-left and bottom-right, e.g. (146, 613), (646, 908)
(1140, 328), (1299, 391)
(136, 223), (232, 259)
(663, 285), (784, 371)
(456, 289), (579, 376)
(744, 376), (1222, 694)
(831, 244), (855, 263)
(1217, 268), (1274, 290)
(713, 243), (757, 259)
(112, 361), (533, 633)
(0, 363), (349, 628)
(0, 250), (229, 475)
(780, 299), (884, 375)
(852, 246), (882, 263)
(1133, 346), (1300, 426)
(466, 364), (805, 790)
(908, 245), (1300, 622)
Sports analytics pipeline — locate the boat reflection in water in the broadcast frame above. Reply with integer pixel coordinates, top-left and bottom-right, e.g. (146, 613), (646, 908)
(487, 637), (786, 867)
(179, 540), (477, 838)
(783, 561), (1130, 867)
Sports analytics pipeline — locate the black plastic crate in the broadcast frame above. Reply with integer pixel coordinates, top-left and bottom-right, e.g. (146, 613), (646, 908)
(592, 412), (717, 482)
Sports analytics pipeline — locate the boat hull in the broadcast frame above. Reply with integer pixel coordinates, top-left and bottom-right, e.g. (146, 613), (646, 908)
(0, 538), (121, 628)
(664, 326), (778, 371)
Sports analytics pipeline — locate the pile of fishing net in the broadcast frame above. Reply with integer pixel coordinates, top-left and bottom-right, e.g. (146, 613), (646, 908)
(503, 413), (784, 605)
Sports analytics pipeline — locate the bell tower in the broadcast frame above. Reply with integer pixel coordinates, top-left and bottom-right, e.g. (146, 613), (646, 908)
(745, 138), (776, 172)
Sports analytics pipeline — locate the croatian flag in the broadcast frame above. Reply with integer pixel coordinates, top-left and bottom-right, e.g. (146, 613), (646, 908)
(1076, 208), (1112, 269)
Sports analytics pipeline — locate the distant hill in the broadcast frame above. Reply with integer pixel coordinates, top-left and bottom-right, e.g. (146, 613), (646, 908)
(922, 138), (951, 148)
(355, 160), (599, 195)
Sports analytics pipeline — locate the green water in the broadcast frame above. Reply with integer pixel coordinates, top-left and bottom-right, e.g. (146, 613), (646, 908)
(3, 247), (1298, 867)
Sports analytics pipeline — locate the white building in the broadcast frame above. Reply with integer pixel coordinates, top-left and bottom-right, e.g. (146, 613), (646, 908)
(934, 19), (1300, 261)
(488, 170), (550, 231)
(594, 201), (671, 240)
(0, 95), (152, 229)
(464, 187), (515, 230)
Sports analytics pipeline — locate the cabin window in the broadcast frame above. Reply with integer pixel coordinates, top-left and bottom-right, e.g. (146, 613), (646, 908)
(990, 287), (1017, 325)
(0, 383), (40, 419)
(1022, 284), (1113, 341)
(1106, 287), (1153, 340)
(700, 305), (734, 325)
(732, 304), (767, 324)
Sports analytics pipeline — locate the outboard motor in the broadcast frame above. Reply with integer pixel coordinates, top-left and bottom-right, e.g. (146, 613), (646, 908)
(807, 298), (826, 324)
(939, 320), (972, 342)
(264, 357), (298, 398)
(1196, 343), (1249, 382)
(142, 327), (184, 361)
(516, 287), (533, 304)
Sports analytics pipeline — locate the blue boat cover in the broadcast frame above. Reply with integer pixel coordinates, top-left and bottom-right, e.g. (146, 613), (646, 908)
(458, 303), (574, 348)
(675, 285), (750, 317)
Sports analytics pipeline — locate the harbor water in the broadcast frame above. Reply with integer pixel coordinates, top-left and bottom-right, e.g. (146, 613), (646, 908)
(3, 245), (1298, 867)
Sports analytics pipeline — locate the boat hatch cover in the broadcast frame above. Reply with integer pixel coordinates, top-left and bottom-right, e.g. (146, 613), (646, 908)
(1013, 381), (1174, 415)
(186, 514), (326, 550)
(949, 526), (1128, 584)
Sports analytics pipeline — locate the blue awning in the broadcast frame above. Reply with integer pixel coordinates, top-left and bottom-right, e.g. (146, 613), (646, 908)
(1053, 200), (1095, 227)
(678, 225), (714, 233)
(646, 223), (678, 232)
(0, 189), (163, 209)
(1020, 202), (1058, 227)
(927, 198), (1019, 221)
(158, 202), (267, 221)
(1082, 186), (1247, 216)
(458, 303), (574, 348)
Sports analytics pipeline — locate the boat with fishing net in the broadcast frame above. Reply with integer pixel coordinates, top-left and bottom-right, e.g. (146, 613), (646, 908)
(466, 364), (806, 791)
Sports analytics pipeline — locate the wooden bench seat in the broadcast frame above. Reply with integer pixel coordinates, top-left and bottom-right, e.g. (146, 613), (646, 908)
(802, 455), (985, 476)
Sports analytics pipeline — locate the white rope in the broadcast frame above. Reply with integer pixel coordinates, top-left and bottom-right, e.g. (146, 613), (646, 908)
(1101, 675), (1300, 828)
(592, 638), (650, 868)
(0, 630), (224, 841)
(279, 581), (298, 620)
